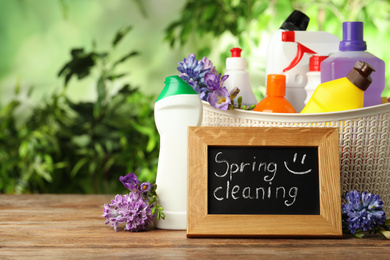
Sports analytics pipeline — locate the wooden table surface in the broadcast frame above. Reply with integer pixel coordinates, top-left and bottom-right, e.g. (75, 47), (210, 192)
(1, 194), (389, 259)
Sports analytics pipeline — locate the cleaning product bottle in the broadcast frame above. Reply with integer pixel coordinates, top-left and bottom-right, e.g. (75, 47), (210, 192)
(301, 61), (374, 113)
(223, 47), (258, 106)
(304, 55), (328, 105)
(280, 30), (340, 112)
(265, 10), (340, 113)
(254, 74), (296, 113)
(154, 75), (203, 230)
(320, 22), (385, 107)
(266, 10), (310, 78)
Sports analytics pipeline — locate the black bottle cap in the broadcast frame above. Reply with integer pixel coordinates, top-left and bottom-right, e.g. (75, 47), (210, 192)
(280, 10), (309, 31)
(346, 61), (375, 91)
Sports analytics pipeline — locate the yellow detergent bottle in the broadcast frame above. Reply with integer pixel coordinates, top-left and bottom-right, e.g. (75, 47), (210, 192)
(301, 61), (374, 113)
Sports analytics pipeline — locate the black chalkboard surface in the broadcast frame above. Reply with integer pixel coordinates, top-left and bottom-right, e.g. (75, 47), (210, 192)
(208, 146), (319, 215)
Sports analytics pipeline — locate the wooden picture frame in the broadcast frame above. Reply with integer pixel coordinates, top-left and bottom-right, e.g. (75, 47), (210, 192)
(187, 127), (342, 238)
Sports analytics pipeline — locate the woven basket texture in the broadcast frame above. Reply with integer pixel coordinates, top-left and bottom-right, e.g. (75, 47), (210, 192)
(201, 102), (390, 213)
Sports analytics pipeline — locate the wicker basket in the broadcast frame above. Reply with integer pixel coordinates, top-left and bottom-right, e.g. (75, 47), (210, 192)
(201, 101), (390, 213)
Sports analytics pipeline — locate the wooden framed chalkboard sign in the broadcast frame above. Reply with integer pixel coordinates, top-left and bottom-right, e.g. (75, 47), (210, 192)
(187, 127), (342, 238)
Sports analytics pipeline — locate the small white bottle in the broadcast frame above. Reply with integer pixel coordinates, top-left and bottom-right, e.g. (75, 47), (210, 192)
(154, 75), (202, 230)
(304, 55), (328, 105)
(223, 47), (258, 107)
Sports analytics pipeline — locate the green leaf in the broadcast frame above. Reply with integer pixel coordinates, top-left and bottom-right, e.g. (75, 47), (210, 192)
(381, 230), (390, 239)
(97, 76), (106, 103)
(164, 21), (181, 47)
(72, 135), (91, 148)
(57, 48), (101, 86)
(131, 122), (157, 152)
(94, 143), (105, 159)
(103, 157), (116, 172)
(112, 51), (138, 68)
(70, 158), (89, 177)
(197, 47), (211, 58)
(132, 0), (148, 17)
(112, 26), (133, 47)
(43, 154), (53, 172)
(94, 77), (106, 118)
(53, 162), (68, 169)
(248, 104), (256, 110)
(34, 162), (53, 182)
(238, 96), (242, 108)
(201, 5), (216, 21)
(88, 161), (97, 175)
(106, 73), (128, 81)
(0, 100), (20, 118)
(354, 232), (365, 239)
(180, 24), (192, 45)
(18, 141), (29, 158)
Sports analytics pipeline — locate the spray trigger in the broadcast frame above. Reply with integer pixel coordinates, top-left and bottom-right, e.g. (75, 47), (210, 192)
(283, 43), (316, 72)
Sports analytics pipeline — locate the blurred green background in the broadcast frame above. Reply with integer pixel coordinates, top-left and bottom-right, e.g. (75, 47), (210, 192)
(1, 0), (389, 194)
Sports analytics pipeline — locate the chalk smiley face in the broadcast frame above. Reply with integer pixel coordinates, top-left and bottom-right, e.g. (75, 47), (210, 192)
(284, 153), (312, 175)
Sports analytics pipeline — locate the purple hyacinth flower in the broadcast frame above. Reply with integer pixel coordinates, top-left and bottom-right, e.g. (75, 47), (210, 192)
(102, 192), (154, 232)
(204, 73), (219, 91)
(194, 84), (211, 101)
(362, 192), (384, 211)
(204, 73), (229, 91)
(177, 54), (204, 82)
(119, 173), (140, 191)
(200, 56), (217, 75)
(207, 87), (231, 111)
(341, 190), (386, 234)
(139, 182), (151, 193)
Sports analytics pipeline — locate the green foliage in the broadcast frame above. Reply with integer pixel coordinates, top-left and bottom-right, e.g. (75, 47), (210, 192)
(165, 0), (287, 57)
(149, 183), (165, 221)
(0, 26), (159, 194)
(166, 0), (390, 96)
(166, 0), (389, 48)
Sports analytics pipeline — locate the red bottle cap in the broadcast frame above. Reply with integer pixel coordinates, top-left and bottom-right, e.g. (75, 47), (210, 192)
(309, 55), (328, 71)
(230, 47), (242, 57)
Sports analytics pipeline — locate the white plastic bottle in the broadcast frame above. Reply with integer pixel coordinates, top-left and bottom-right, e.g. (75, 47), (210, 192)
(223, 47), (258, 107)
(266, 10), (309, 77)
(265, 10), (310, 109)
(304, 55), (328, 105)
(154, 75), (203, 230)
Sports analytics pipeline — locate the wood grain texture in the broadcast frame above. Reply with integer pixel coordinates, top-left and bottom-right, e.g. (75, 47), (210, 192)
(0, 195), (389, 259)
(187, 127), (342, 237)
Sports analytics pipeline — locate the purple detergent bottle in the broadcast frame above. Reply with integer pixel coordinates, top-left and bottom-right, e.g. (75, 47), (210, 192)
(320, 22), (385, 107)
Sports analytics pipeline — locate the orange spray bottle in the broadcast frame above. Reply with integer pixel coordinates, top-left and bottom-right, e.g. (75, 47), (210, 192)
(254, 74), (296, 113)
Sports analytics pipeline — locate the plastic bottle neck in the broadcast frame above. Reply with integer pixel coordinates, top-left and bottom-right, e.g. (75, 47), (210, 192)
(226, 57), (247, 70)
(226, 47), (247, 70)
(266, 74), (286, 97)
